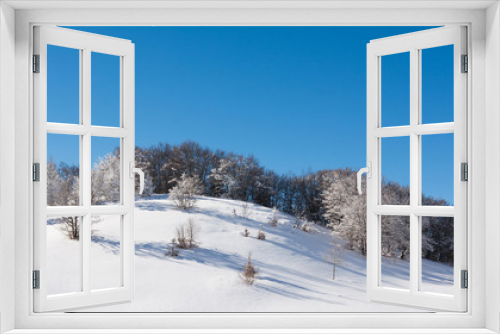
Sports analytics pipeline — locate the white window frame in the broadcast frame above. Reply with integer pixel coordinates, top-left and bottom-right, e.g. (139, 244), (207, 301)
(0, 2), (499, 333)
(33, 26), (136, 312)
(366, 26), (468, 312)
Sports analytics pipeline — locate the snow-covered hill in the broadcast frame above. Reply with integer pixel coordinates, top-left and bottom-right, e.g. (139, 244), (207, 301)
(46, 195), (454, 312)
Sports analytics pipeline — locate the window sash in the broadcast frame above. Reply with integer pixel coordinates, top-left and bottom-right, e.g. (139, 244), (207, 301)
(32, 25), (136, 312)
(366, 26), (468, 312)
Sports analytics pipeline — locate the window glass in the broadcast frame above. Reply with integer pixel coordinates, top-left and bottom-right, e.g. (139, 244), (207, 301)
(421, 134), (454, 206)
(380, 215), (410, 290)
(47, 45), (80, 124)
(47, 133), (80, 206)
(381, 137), (410, 205)
(381, 52), (410, 127)
(421, 216), (454, 295)
(91, 52), (121, 127)
(91, 215), (122, 291)
(421, 45), (454, 124)
(47, 216), (82, 295)
(91, 137), (121, 206)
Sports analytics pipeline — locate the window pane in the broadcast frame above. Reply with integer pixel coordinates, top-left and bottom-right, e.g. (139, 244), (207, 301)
(380, 215), (410, 290)
(421, 216), (454, 295)
(381, 136), (410, 205)
(421, 45), (454, 124)
(381, 52), (410, 127)
(47, 216), (82, 295)
(421, 133), (454, 206)
(91, 137), (121, 205)
(47, 45), (80, 124)
(47, 134), (80, 206)
(91, 215), (122, 291)
(91, 52), (120, 127)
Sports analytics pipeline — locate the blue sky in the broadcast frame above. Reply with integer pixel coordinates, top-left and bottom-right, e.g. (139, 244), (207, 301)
(47, 26), (454, 203)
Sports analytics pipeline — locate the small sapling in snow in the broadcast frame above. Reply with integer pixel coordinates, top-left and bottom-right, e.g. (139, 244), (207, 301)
(269, 207), (279, 227)
(241, 252), (258, 285)
(166, 238), (179, 257)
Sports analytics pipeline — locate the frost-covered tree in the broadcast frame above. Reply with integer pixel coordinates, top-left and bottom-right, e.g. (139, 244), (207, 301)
(169, 173), (203, 210)
(323, 170), (367, 255)
(91, 152), (120, 205)
(47, 158), (80, 239)
(208, 157), (237, 198)
(269, 207), (279, 226)
(47, 159), (62, 206)
(381, 215), (410, 259)
(321, 169), (352, 230)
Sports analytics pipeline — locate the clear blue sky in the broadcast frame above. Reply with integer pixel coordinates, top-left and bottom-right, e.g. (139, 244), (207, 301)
(47, 26), (454, 203)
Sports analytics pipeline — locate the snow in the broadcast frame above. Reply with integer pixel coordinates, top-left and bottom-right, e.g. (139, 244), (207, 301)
(46, 195), (454, 312)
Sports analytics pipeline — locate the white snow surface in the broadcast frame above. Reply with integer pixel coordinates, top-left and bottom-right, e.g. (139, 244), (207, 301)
(46, 195), (454, 312)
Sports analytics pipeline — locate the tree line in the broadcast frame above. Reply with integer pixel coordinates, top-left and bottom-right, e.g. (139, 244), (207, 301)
(48, 140), (454, 264)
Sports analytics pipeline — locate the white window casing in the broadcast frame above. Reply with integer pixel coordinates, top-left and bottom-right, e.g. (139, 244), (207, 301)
(0, 2), (497, 333)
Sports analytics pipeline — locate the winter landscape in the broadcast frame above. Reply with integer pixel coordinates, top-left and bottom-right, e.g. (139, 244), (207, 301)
(46, 141), (455, 313)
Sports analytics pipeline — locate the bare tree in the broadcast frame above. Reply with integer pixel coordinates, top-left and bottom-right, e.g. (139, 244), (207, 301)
(325, 240), (345, 280)
(176, 225), (187, 249)
(186, 218), (200, 248)
(176, 218), (200, 249)
(60, 217), (80, 240)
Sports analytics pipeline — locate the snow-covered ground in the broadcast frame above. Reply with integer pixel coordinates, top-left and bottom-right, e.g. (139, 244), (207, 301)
(46, 195), (454, 312)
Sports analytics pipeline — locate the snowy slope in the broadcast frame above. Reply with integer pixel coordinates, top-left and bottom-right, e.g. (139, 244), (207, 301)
(46, 195), (454, 312)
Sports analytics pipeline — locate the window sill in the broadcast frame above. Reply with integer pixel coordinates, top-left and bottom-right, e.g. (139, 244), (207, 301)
(4, 329), (498, 334)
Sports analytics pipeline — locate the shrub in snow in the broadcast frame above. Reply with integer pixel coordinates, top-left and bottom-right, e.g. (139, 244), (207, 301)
(240, 202), (252, 219)
(301, 222), (312, 233)
(166, 238), (179, 257)
(169, 173), (203, 210)
(241, 253), (257, 285)
(269, 207), (279, 227)
(176, 226), (187, 249)
(243, 229), (250, 237)
(176, 218), (200, 249)
(257, 229), (266, 240)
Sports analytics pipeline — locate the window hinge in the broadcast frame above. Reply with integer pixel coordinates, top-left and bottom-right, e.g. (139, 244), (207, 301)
(33, 54), (40, 73)
(461, 54), (468, 73)
(33, 270), (40, 289)
(33, 163), (40, 182)
(461, 270), (468, 289)
(461, 162), (468, 182)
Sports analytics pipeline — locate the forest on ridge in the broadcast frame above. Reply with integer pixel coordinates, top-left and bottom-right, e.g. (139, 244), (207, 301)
(47, 140), (454, 265)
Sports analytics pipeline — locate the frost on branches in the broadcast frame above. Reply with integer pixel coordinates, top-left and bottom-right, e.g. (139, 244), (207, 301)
(169, 173), (203, 210)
